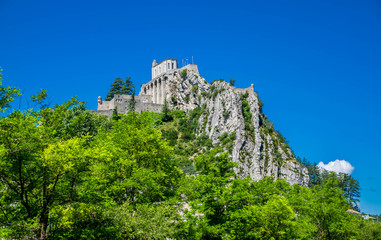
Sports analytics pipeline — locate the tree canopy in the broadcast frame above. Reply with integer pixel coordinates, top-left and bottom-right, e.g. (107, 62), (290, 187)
(0, 76), (379, 239)
(105, 77), (134, 101)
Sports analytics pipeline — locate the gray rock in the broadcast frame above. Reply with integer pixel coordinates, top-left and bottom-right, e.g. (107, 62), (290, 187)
(164, 70), (309, 186)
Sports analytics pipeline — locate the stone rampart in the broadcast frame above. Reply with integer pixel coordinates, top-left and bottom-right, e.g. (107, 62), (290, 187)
(97, 94), (163, 115)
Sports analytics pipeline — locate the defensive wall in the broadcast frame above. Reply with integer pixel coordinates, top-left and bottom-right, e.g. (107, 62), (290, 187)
(95, 94), (162, 115)
(96, 58), (256, 116)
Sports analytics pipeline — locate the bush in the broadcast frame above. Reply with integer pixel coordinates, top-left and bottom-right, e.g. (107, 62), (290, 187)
(171, 96), (178, 106)
(222, 110), (229, 118)
(171, 110), (186, 119)
(189, 106), (203, 121)
(161, 129), (178, 146)
(180, 69), (187, 80)
(191, 84), (199, 93)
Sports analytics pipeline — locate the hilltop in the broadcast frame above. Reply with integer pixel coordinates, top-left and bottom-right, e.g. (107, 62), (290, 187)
(97, 59), (309, 185)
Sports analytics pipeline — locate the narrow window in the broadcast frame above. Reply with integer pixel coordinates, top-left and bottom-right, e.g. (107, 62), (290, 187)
(168, 63), (170, 69)
(172, 63), (174, 69)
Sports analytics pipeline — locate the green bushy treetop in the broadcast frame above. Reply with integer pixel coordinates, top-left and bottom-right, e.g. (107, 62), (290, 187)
(0, 68), (20, 112)
(105, 76), (134, 101)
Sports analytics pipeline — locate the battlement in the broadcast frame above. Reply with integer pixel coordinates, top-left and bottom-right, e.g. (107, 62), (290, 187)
(96, 94), (162, 115)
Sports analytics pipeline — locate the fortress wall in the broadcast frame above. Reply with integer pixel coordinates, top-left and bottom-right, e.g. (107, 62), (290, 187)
(182, 64), (199, 75)
(139, 76), (170, 105)
(136, 95), (152, 103)
(135, 102), (162, 113)
(97, 101), (110, 110)
(97, 99), (114, 111)
(93, 109), (113, 118)
(96, 94), (163, 116)
(237, 84), (255, 95)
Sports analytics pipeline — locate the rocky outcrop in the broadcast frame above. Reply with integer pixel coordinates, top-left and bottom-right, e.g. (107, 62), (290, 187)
(164, 68), (309, 186)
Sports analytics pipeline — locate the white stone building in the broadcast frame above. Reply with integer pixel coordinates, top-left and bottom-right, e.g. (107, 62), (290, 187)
(140, 59), (199, 104)
(151, 58), (178, 79)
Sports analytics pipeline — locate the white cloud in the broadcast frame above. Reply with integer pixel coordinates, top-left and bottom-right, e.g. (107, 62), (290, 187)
(317, 160), (354, 175)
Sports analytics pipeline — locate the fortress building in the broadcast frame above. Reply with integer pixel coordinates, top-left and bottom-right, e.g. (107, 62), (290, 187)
(96, 58), (199, 116)
(152, 58), (178, 79)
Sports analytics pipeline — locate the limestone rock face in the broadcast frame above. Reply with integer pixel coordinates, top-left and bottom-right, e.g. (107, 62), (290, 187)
(164, 69), (309, 186)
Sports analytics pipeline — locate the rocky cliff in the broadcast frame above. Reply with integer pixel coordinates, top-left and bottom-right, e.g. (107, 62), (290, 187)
(161, 67), (309, 186)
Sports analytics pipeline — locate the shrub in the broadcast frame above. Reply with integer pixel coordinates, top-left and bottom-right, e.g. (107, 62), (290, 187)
(184, 95), (190, 103)
(171, 96), (178, 106)
(222, 110), (229, 118)
(180, 69), (187, 80)
(171, 110), (186, 119)
(191, 84), (199, 93)
(161, 129), (178, 146)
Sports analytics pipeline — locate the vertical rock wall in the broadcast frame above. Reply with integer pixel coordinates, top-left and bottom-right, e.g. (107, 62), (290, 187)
(163, 69), (309, 186)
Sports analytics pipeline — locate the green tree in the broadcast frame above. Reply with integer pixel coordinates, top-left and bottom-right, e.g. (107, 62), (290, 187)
(82, 111), (181, 205)
(128, 90), (136, 112)
(359, 220), (381, 240)
(50, 111), (183, 239)
(0, 105), (104, 239)
(229, 78), (236, 86)
(300, 158), (322, 187)
(161, 98), (173, 122)
(0, 68), (20, 112)
(58, 101), (112, 139)
(112, 107), (120, 121)
(186, 149), (237, 238)
(296, 174), (360, 239)
(106, 202), (186, 239)
(31, 89), (49, 109)
(341, 174), (361, 208)
(105, 77), (134, 101)
(257, 196), (297, 240)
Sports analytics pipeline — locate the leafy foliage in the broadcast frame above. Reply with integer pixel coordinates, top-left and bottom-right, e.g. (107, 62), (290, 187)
(241, 92), (256, 142)
(105, 77), (134, 101)
(180, 69), (187, 80)
(191, 84), (199, 93)
(301, 157), (361, 208)
(0, 79), (379, 239)
(0, 68), (20, 112)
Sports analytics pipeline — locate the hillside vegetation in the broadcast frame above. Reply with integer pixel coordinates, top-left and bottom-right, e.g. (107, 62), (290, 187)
(0, 69), (380, 239)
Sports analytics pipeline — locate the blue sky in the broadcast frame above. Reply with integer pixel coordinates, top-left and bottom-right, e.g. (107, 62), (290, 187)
(1, 0), (380, 214)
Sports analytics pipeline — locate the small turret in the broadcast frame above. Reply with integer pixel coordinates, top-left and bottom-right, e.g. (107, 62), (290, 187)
(97, 96), (102, 105)
(152, 59), (157, 67)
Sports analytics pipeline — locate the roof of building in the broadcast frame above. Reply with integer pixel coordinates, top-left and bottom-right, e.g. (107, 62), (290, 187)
(152, 58), (178, 67)
(347, 209), (362, 215)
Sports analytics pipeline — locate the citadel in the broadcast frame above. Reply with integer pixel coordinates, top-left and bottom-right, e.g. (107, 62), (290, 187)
(95, 58), (309, 186)
(96, 58), (199, 116)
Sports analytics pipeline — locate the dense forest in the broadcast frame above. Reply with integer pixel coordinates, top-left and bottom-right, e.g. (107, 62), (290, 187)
(0, 71), (380, 239)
